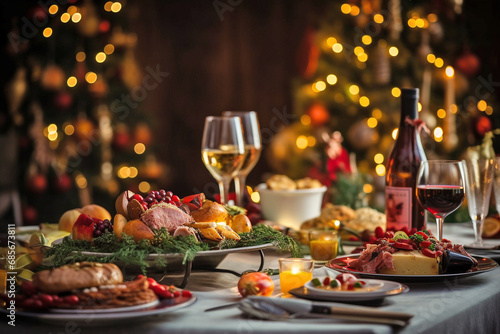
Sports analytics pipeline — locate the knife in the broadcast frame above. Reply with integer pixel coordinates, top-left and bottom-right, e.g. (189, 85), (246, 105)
(245, 296), (413, 325)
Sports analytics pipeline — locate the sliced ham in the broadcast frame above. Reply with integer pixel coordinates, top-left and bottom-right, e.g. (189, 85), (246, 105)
(141, 203), (192, 233)
(173, 226), (197, 238)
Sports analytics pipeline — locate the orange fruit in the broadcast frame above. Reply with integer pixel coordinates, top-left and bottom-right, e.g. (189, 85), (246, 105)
(482, 216), (500, 238)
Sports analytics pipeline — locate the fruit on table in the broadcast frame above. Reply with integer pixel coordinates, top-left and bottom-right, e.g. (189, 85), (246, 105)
(72, 213), (113, 241)
(122, 219), (154, 243)
(482, 215), (500, 238)
(237, 272), (274, 297)
(115, 190), (135, 219)
(80, 204), (112, 221)
(58, 208), (82, 232)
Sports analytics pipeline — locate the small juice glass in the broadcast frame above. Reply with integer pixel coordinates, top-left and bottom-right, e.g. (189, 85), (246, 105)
(309, 229), (338, 262)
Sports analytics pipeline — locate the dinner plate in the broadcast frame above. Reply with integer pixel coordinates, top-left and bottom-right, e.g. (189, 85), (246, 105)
(290, 279), (409, 302)
(326, 254), (499, 282)
(304, 277), (384, 295)
(1, 295), (196, 326)
(50, 299), (160, 314)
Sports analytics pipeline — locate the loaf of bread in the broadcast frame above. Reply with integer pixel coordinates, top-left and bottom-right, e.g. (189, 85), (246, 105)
(32, 262), (123, 294)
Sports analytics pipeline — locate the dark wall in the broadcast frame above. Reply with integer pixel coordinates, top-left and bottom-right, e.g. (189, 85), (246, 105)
(130, 0), (322, 197)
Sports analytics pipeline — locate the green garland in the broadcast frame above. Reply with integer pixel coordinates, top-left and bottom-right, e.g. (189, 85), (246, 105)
(45, 224), (300, 274)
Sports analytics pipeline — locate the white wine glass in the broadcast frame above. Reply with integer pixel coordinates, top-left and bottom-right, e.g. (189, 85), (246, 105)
(201, 116), (246, 205)
(416, 160), (466, 241)
(464, 158), (495, 248)
(222, 111), (262, 206)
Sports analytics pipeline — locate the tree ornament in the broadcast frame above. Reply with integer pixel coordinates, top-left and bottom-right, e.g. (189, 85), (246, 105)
(99, 20), (111, 34)
(112, 123), (131, 151)
(307, 103), (330, 126)
(40, 65), (65, 91)
(53, 91), (73, 111)
(347, 120), (378, 150)
(53, 173), (73, 193)
(373, 44), (391, 85)
(27, 173), (48, 195)
(134, 123), (152, 145)
(474, 116), (493, 139)
(74, 116), (95, 140)
(296, 27), (319, 79)
(22, 204), (38, 225)
(455, 50), (480, 78)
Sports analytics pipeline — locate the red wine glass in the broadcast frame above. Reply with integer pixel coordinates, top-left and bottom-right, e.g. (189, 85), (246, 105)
(416, 160), (466, 240)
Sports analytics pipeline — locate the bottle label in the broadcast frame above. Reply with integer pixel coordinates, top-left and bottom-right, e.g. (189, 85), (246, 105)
(385, 186), (412, 230)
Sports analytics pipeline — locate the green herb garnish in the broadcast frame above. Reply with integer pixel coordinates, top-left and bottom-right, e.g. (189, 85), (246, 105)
(45, 224), (300, 274)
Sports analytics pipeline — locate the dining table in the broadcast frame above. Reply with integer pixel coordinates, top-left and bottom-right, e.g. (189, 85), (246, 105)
(2, 222), (500, 334)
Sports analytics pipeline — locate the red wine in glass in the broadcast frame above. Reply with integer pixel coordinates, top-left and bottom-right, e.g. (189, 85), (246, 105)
(416, 185), (465, 218)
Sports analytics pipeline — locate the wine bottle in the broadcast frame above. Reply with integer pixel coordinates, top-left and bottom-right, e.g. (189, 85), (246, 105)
(385, 88), (427, 232)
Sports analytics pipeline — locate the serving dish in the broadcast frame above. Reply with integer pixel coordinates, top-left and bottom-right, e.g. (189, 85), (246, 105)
(326, 254), (499, 282)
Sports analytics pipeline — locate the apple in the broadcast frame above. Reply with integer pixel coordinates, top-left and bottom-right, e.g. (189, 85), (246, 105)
(237, 272), (274, 297)
(72, 213), (95, 241)
(58, 209), (82, 232)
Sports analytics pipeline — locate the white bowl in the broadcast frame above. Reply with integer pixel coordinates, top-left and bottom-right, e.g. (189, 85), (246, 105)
(256, 183), (327, 231)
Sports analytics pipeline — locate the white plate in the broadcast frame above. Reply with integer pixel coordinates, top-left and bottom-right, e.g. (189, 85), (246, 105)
(49, 299), (160, 314)
(304, 277), (384, 295)
(291, 279), (408, 302)
(1, 295), (196, 326)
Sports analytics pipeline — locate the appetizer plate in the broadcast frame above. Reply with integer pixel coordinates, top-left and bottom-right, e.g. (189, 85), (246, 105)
(326, 254), (499, 282)
(290, 279), (408, 302)
(304, 277), (384, 294)
(2, 295), (196, 326)
(50, 299), (160, 314)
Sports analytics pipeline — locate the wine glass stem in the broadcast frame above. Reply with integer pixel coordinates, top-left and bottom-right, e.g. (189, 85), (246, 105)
(473, 220), (484, 245)
(234, 174), (247, 207)
(435, 217), (444, 241)
(218, 178), (231, 205)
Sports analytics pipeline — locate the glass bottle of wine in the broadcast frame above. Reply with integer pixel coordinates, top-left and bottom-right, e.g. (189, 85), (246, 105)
(385, 88), (428, 232)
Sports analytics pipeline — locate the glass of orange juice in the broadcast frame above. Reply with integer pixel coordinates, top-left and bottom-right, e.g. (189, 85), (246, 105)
(309, 229), (338, 262)
(278, 258), (314, 297)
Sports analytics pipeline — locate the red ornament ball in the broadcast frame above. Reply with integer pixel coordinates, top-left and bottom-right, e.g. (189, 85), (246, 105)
(54, 92), (73, 110)
(307, 103), (330, 126)
(99, 20), (111, 33)
(27, 174), (48, 195)
(475, 115), (492, 138)
(455, 51), (481, 78)
(53, 173), (73, 193)
(22, 205), (38, 226)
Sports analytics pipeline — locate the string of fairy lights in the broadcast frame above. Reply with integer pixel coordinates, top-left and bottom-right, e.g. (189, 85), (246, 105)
(295, 2), (494, 182)
(39, 1), (156, 194)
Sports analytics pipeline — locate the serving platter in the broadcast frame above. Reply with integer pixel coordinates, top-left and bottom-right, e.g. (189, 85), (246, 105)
(1, 295), (196, 326)
(326, 254), (499, 282)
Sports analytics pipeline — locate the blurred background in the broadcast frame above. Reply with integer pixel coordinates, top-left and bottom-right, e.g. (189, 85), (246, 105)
(1, 0), (499, 230)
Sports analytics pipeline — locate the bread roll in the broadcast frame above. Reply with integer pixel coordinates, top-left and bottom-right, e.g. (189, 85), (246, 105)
(32, 262), (123, 294)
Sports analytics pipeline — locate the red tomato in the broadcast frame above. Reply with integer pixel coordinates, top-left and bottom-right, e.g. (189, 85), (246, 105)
(237, 272), (274, 297)
(335, 273), (358, 285)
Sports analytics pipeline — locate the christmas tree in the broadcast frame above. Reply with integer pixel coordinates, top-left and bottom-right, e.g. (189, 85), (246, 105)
(267, 0), (498, 211)
(0, 1), (164, 228)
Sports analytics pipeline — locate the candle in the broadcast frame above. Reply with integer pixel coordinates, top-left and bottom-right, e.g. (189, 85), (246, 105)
(278, 258), (314, 297)
(309, 230), (338, 261)
(443, 66), (458, 151)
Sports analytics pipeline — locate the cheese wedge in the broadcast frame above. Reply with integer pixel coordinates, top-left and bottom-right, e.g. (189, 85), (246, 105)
(379, 250), (441, 275)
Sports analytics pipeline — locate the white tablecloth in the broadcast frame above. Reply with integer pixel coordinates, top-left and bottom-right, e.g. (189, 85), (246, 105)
(4, 223), (500, 334)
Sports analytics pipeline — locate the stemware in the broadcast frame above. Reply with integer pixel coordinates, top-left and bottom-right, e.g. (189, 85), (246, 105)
(493, 157), (500, 215)
(222, 111), (262, 206)
(416, 160), (466, 240)
(201, 116), (246, 205)
(464, 158), (495, 248)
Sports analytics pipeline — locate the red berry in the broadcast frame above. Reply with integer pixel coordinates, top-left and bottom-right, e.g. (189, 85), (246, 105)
(181, 290), (192, 298)
(420, 240), (432, 248)
(39, 294), (54, 307)
(173, 290), (180, 298)
(416, 231), (429, 240)
(368, 236), (378, 244)
(152, 284), (167, 296)
(161, 290), (174, 299)
(22, 281), (37, 296)
(322, 277), (331, 286)
(374, 226), (385, 239)
(384, 231), (395, 239)
(172, 195), (180, 202)
(64, 295), (79, 305)
(132, 194), (144, 202)
(147, 277), (159, 287)
(141, 202), (149, 211)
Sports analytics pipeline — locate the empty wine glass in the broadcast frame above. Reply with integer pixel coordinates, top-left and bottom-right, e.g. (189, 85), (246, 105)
(416, 160), (466, 241)
(493, 157), (500, 215)
(221, 111), (262, 206)
(201, 116), (246, 205)
(464, 158), (495, 248)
